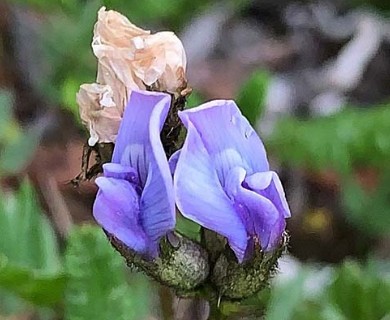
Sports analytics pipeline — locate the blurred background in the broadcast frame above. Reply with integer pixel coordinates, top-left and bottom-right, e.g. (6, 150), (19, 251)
(0, 0), (390, 319)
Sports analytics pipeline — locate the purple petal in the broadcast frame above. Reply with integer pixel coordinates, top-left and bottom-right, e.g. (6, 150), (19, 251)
(225, 167), (285, 251)
(112, 90), (171, 186)
(236, 187), (285, 251)
(102, 163), (139, 185)
(224, 167), (254, 233)
(174, 122), (248, 262)
(245, 171), (291, 219)
(168, 150), (180, 175)
(95, 90), (175, 256)
(93, 177), (148, 253)
(179, 100), (269, 187)
(138, 94), (176, 253)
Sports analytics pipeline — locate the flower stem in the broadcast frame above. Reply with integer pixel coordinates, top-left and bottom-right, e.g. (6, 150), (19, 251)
(173, 297), (209, 320)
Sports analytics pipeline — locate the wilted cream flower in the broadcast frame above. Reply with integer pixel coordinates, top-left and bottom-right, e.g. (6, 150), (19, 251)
(77, 83), (121, 146)
(77, 6), (188, 145)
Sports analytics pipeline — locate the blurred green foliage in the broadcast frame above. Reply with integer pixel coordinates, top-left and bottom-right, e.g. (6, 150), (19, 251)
(16, 0), (212, 29)
(269, 105), (390, 173)
(65, 225), (150, 320)
(342, 173), (390, 236)
(236, 71), (270, 126)
(327, 261), (390, 320)
(265, 261), (390, 320)
(0, 181), (64, 315)
(0, 91), (41, 176)
(39, 0), (102, 113)
(0, 181), (151, 319)
(266, 270), (307, 320)
(268, 104), (390, 236)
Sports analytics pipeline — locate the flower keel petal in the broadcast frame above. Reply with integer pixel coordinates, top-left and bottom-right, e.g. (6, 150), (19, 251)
(93, 177), (148, 253)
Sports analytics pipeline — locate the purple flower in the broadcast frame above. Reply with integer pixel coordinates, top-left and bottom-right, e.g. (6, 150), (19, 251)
(93, 90), (175, 257)
(173, 100), (291, 262)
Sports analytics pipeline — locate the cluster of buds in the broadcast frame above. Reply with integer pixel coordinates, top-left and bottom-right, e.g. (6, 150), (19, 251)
(76, 7), (290, 302)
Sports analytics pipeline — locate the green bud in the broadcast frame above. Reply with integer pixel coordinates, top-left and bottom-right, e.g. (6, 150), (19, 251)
(212, 233), (289, 299)
(106, 231), (209, 294)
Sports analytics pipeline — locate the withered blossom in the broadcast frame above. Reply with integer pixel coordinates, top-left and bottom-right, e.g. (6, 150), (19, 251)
(77, 83), (121, 146)
(77, 6), (187, 145)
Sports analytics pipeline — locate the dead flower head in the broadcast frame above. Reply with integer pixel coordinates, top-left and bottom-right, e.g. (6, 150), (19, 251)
(77, 6), (188, 145)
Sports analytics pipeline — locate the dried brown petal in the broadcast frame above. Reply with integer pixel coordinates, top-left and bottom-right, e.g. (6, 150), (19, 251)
(77, 83), (122, 146)
(78, 7), (188, 145)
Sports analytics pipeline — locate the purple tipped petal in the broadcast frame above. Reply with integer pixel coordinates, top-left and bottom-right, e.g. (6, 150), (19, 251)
(93, 177), (148, 253)
(179, 100), (269, 187)
(174, 123), (248, 261)
(245, 171), (291, 219)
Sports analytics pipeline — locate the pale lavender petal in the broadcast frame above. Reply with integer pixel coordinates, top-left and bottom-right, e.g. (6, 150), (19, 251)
(93, 177), (148, 253)
(174, 123), (248, 261)
(112, 90), (171, 186)
(179, 100), (269, 187)
(245, 171), (291, 219)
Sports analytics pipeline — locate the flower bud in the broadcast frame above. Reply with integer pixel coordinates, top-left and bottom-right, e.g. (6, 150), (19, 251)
(211, 233), (288, 299)
(106, 232), (209, 294)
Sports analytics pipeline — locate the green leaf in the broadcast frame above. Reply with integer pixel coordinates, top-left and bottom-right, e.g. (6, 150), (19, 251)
(0, 181), (64, 309)
(0, 254), (66, 306)
(64, 225), (151, 320)
(0, 181), (62, 271)
(327, 261), (390, 320)
(236, 71), (270, 125)
(266, 270), (307, 320)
